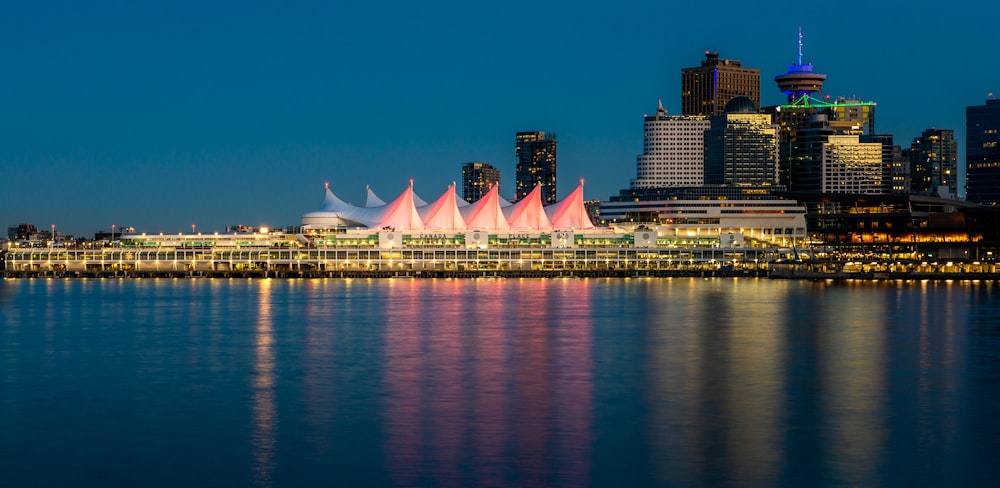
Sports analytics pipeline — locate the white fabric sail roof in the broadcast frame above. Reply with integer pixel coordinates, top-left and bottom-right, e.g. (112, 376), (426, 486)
(301, 185), (376, 228)
(365, 186), (386, 207)
(503, 185), (551, 230)
(454, 187), (471, 208)
(302, 180), (595, 231)
(545, 180), (596, 230)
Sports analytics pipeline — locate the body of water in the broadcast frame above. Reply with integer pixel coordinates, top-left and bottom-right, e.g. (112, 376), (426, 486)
(1, 277), (998, 487)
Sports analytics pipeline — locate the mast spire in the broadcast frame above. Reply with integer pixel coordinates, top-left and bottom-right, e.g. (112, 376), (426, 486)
(797, 26), (803, 65)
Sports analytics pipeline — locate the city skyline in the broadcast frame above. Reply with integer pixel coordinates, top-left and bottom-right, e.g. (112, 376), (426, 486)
(2, 1), (997, 235)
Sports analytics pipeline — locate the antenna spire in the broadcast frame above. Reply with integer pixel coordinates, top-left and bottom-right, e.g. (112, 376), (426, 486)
(797, 27), (803, 65)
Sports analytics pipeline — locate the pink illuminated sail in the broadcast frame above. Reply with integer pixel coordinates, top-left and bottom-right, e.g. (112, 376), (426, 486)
(461, 184), (509, 230)
(503, 185), (551, 230)
(419, 183), (468, 230)
(375, 182), (425, 230)
(546, 180), (595, 229)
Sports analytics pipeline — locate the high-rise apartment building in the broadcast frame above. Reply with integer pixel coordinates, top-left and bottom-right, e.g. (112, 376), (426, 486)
(681, 52), (760, 116)
(631, 101), (710, 189)
(515, 131), (557, 204)
(461, 162), (501, 203)
(910, 129), (958, 197)
(966, 98), (1000, 205)
(704, 97), (778, 186)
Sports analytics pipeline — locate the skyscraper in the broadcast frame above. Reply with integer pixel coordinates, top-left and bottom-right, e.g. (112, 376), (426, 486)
(681, 52), (760, 116)
(764, 32), (878, 187)
(788, 116), (879, 192)
(515, 131), (557, 204)
(461, 162), (501, 203)
(966, 98), (1000, 205)
(859, 134), (900, 194)
(910, 129), (958, 197)
(704, 97), (778, 186)
(631, 100), (710, 189)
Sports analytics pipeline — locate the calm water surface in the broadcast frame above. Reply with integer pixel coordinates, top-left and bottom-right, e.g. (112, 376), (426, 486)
(1, 277), (998, 487)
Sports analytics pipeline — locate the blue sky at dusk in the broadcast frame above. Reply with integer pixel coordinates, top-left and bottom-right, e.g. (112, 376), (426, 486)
(2, 1), (997, 235)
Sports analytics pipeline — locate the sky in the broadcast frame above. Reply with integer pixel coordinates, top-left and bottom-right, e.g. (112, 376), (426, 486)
(2, 0), (997, 236)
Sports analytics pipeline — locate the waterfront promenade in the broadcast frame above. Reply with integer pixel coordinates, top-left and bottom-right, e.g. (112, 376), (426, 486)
(5, 229), (999, 280)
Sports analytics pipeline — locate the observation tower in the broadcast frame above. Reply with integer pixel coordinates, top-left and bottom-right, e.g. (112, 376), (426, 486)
(774, 29), (826, 103)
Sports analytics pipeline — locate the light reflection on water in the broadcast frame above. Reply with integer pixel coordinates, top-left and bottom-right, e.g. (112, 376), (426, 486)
(252, 279), (276, 487)
(0, 278), (998, 487)
(382, 279), (594, 487)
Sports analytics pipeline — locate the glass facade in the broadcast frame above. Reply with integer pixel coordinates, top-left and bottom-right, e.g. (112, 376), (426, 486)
(966, 99), (1000, 205)
(704, 113), (778, 186)
(821, 135), (884, 194)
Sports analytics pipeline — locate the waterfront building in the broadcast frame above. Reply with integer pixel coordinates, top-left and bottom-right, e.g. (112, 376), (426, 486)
(966, 98), (1000, 205)
(910, 128), (959, 197)
(461, 162), (501, 203)
(599, 186), (807, 247)
(515, 131), (557, 204)
(777, 190), (989, 260)
(3, 180), (788, 277)
(681, 52), (760, 116)
(704, 97), (778, 186)
(301, 180), (592, 232)
(630, 100), (710, 189)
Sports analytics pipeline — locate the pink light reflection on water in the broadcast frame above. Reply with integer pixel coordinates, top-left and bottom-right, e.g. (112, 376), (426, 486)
(382, 278), (594, 487)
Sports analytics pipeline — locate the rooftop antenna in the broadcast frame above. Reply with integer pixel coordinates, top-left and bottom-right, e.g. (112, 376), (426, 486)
(797, 26), (803, 65)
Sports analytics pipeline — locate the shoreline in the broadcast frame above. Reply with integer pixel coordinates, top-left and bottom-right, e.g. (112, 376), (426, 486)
(3, 269), (999, 281)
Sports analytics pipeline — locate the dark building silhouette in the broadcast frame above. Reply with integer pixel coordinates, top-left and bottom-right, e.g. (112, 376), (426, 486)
(681, 52), (760, 116)
(461, 162), (500, 203)
(966, 98), (1000, 205)
(910, 129), (958, 198)
(515, 131), (557, 204)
